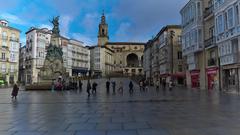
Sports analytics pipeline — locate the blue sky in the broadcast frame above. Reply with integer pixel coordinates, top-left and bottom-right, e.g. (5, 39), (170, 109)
(0, 0), (188, 46)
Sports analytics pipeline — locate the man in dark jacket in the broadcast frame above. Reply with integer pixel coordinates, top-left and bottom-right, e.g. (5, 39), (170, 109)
(106, 80), (110, 93)
(92, 82), (98, 94)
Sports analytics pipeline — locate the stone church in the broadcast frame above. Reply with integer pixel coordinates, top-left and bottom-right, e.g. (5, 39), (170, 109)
(97, 12), (145, 76)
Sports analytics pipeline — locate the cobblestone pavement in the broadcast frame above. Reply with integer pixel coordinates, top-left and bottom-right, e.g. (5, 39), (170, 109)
(0, 78), (240, 135)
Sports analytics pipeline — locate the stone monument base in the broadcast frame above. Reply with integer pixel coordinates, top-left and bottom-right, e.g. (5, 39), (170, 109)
(25, 82), (52, 91)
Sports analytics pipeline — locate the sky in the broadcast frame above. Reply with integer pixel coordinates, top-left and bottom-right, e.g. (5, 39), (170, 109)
(0, 0), (188, 46)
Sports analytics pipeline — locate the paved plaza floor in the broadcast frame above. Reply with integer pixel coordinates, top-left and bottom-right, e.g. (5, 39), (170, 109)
(0, 78), (240, 135)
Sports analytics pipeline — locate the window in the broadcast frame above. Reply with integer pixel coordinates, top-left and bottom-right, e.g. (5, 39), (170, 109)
(1, 53), (6, 60)
(1, 64), (6, 72)
(177, 51), (183, 59)
(210, 50), (215, 59)
(227, 7), (234, 28)
(236, 5), (240, 25)
(216, 14), (224, 34)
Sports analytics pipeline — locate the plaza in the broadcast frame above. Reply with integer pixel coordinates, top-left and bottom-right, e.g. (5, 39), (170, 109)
(0, 78), (240, 135)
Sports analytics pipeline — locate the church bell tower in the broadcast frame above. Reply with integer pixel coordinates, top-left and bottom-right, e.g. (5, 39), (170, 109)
(98, 11), (109, 46)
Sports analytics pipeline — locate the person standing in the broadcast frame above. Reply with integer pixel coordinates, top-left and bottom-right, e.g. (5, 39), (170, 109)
(87, 80), (91, 97)
(169, 80), (173, 91)
(129, 81), (134, 94)
(92, 82), (98, 94)
(156, 79), (160, 91)
(11, 84), (19, 99)
(112, 81), (116, 94)
(139, 80), (143, 92)
(118, 81), (123, 94)
(79, 80), (83, 91)
(162, 79), (166, 90)
(106, 80), (110, 93)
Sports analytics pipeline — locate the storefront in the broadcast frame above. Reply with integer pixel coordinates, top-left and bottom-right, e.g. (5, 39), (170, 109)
(206, 67), (218, 90)
(190, 70), (200, 88)
(222, 67), (238, 92)
(171, 73), (186, 85)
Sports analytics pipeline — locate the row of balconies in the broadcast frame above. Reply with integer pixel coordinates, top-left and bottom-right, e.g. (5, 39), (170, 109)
(0, 36), (19, 42)
(204, 36), (216, 48)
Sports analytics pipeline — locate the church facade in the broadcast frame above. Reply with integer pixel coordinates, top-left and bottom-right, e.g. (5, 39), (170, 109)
(90, 13), (145, 77)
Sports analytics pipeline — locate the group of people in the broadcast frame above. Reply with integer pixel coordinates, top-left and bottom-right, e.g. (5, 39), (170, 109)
(86, 80), (98, 97)
(155, 79), (174, 91)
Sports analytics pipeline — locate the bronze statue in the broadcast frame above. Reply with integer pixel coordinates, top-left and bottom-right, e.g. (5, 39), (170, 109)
(50, 16), (60, 36)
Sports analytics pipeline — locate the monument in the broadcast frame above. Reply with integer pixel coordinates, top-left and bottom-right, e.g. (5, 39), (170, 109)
(26, 16), (67, 90)
(39, 16), (66, 82)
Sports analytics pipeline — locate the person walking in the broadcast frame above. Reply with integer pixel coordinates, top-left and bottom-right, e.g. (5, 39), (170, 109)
(92, 82), (98, 94)
(118, 81), (123, 94)
(169, 80), (173, 91)
(11, 84), (19, 99)
(156, 79), (160, 91)
(112, 81), (116, 94)
(129, 81), (134, 94)
(87, 80), (91, 97)
(78, 80), (83, 91)
(139, 80), (143, 92)
(106, 80), (110, 93)
(162, 79), (166, 90)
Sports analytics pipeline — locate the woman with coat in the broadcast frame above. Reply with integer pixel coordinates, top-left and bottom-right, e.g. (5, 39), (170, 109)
(11, 84), (19, 99)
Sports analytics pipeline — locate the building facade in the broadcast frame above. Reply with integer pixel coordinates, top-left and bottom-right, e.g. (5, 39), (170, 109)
(144, 25), (185, 86)
(19, 45), (26, 84)
(95, 12), (145, 77)
(68, 39), (90, 77)
(215, 0), (240, 92)
(181, 0), (206, 89)
(0, 20), (20, 85)
(24, 27), (90, 84)
(89, 46), (114, 77)
(203, 0), (219, 90)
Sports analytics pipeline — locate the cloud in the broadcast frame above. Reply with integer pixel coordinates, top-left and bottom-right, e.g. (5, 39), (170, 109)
(60, 15), (73, 37)
(114, 22), (131, 41)
(112, 0), (188, 41)
(0, 13), (28, 25)
(82, 13), (99, 32)
(72, 33), (95, 46)
(39, 24), (52, 30)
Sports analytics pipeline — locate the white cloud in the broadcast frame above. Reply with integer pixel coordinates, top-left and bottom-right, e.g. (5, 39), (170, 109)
(82, 13), (99, 31)
(60, 15), (73, 37)
(115, 22), (131, 41)
(0, 13), (28, 25)
(72, 33), (95, 46)
(39, 24), (52, 30)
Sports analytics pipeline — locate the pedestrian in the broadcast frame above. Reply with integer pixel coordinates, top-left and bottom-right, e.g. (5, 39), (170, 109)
(129, 81), (134, 94)
(92, 82), (98, 94)
(139, 80), (143, 92)
(106, 80), (110, 93)
(87, 80), (91, 97)
(11, 84), (19, 99)
(118, 81), (123, 94)
(169, 80), (173, 91)
(156, 79), (160, 91)
(112, 81), (116, 94)
(79, 80), (83, 91)
(51, 80), (55, 92)
(162, 79), (166, 90)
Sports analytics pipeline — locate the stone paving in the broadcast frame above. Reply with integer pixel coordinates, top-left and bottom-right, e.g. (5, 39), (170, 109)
(0, 78), (240, 135)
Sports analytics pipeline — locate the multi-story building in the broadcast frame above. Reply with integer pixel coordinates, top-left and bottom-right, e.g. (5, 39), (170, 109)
(89, 46), (114, 77)
(0, 19), (20, 85)
(203, 0), (219, 90)
(19, 45), (26, 84)
(25, 27), (51, 84)
(144, 25), (185, 86)
(158, 25), (185, 85)
(24, 27), (90, 84)
(181, 0), (206, 89)
(68, 39), (90, 77)
(143, 40), (153, 83)
(214, 0), (240, 92)
(95, 12), (145, 77)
